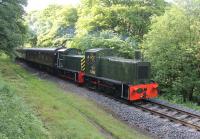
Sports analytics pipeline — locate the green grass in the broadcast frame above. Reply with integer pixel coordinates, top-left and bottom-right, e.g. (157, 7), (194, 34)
(0, 56), (149, 139)
(0, 75), (48, 139)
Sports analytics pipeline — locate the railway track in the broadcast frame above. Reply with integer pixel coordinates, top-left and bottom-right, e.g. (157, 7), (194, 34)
(132, 99), (200, 131)
(99, 92), (200, 131)
(18, 60), (200, 134)
(100, 92), (200, 131)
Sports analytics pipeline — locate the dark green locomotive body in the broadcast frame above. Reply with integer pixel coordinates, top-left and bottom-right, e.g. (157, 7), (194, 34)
(99, 57), (150, 84)
(85, 48), (150, 84)
(57, 48), (83, 71)
(62, 55), (84, 71)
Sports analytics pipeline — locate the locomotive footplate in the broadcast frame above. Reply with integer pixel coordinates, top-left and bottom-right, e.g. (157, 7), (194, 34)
(84, 75), (130, 99)
(58, 68), (84, 84)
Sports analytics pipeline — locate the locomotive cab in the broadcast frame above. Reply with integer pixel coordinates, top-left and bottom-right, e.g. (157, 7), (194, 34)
(85, 48), (116, 76)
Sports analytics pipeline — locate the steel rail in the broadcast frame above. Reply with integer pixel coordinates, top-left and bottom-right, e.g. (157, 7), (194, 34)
(132, 100), (200, 131)
(144, 99), (200, 119)
(100, 94), (200, 131)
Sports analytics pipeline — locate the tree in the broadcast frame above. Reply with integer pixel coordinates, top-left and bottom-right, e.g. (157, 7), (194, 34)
(26, 5), (78, 47)
(143, 0), (200, 102)
(0, 0), (27, 55)
(76, 0), (166, 41)
(72, 0), (166, 58)
(70, 30), (137, 58)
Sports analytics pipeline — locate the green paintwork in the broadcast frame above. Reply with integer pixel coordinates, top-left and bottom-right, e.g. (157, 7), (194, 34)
(99, 57), (151, 84)
(85, 48), (116, 76)
(62, 55), (84, 71)
(23, 48), (56, 67)
(99, 57), (137, 83)
(85, 48), (150, 84)
(20, 47), (151, 84)
(58, 48), (82, 70)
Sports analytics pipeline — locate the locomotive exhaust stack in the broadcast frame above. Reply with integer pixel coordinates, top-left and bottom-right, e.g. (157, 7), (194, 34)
(134, 50), (142, 61)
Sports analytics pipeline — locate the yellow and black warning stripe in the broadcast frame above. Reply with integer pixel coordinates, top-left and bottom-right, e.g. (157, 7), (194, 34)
(81, 57), (85, 71)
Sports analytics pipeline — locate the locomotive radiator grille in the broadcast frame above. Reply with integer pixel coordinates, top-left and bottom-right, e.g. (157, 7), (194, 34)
(81, 57), (86, 71)
(138, 66), (149, 79)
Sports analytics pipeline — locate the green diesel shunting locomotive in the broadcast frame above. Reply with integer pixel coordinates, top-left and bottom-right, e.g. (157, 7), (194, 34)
(16, 47), (158, 101)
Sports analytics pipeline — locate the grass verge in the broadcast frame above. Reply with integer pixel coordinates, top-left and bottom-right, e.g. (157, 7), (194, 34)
(0, 56), (149, 139)
(0, 74), (48, 139)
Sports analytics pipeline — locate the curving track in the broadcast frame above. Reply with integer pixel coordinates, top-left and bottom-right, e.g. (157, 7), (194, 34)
(99, 92), (200, 131)
(132, 99), (200, 131)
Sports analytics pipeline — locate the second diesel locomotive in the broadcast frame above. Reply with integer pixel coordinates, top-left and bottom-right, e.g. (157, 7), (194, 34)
(17, 47), (158, 101)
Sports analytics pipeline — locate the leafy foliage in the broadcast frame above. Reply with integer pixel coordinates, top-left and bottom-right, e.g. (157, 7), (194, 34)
(76, 0), (166, 41)
(25, 1), (166, 58)
(26, 5), (78, 47)
(0, 0), (27, 55)
(70, 30), (138, 58)
(67, 0), (166, 58)
(143, 0), (200, 102)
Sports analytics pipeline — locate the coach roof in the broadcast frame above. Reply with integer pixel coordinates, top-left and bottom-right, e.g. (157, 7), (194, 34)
(22, 48), (58, 52)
